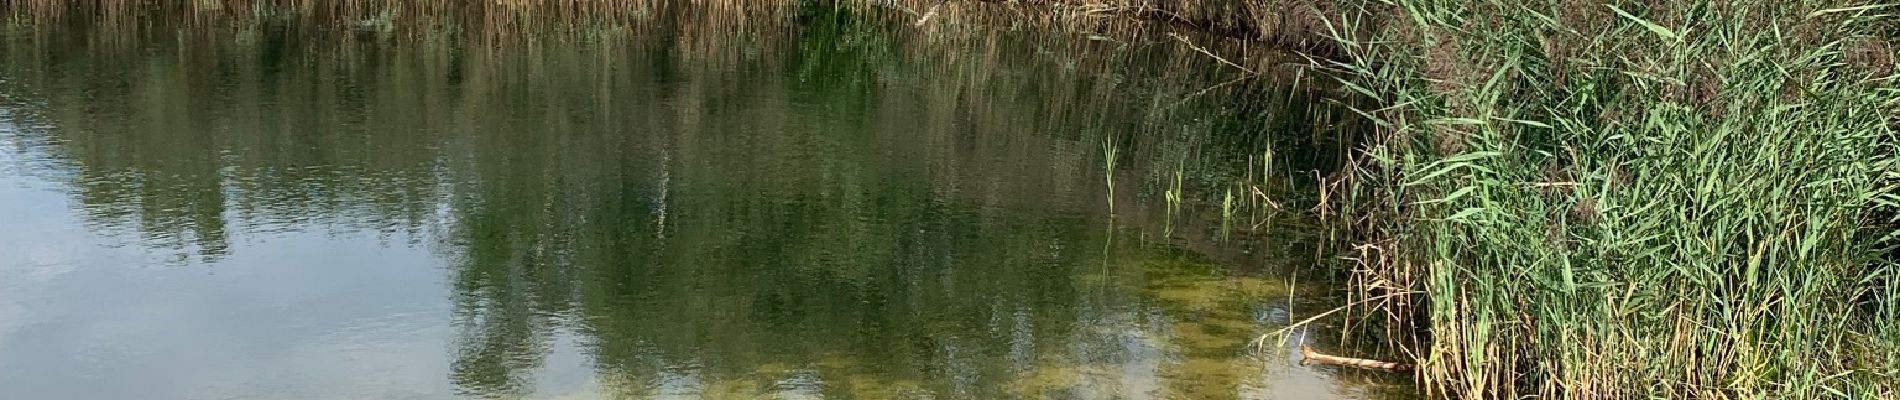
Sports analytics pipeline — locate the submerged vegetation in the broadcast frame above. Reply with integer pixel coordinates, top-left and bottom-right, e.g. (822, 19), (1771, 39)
(3, 0), (1897, 398)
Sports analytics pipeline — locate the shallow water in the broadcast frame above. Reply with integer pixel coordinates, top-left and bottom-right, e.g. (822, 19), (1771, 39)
(0, 4), (1402, 399)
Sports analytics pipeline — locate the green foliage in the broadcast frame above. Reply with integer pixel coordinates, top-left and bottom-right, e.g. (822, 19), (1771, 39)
(1322, 0), (1900, 398)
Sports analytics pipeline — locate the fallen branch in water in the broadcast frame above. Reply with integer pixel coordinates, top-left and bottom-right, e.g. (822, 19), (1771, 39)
(1299, 345), (1414, 371)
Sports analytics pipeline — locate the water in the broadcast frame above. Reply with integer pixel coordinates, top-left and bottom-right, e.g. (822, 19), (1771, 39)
(0, 3), (1401, 399)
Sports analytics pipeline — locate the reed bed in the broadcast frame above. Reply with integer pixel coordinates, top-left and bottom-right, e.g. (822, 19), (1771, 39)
(1318, 0), (1900, 398)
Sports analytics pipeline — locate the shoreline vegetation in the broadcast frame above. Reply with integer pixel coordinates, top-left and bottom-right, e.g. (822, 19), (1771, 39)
(1312, 1), (1898, 398)
(5, 0), (1896, 398)
(936, 1), (1900, 397)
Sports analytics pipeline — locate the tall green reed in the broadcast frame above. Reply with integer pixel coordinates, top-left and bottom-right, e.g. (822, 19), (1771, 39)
(1318, 0), (1900, 398)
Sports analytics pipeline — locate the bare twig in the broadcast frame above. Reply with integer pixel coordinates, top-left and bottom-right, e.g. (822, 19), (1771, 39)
(913, 0), (947, 27)
(1525, 181), (1579, 187)
(1169, 32), (1255, 74)
(1252, 290), (1421, 351)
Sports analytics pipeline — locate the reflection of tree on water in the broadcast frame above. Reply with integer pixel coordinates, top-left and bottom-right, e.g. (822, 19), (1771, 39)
(0, 1), (1350, 264)
(430, 17), (1325, 395)
(0, 15), (456, 262)
(447, 180), (1100, 397)
(438, 143), (1301, 398)
(0, 3), (1385, 398)
(436, 23), (1108, 394)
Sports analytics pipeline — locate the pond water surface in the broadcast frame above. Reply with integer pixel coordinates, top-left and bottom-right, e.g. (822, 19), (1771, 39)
(0, 3), (1404, 399)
